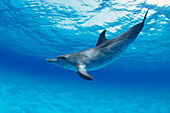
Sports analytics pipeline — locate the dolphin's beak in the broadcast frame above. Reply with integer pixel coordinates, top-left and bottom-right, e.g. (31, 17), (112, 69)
(46, 58), (58, 62)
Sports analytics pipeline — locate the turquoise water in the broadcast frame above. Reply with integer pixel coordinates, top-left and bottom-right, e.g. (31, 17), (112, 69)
(0, 0), (170, 113)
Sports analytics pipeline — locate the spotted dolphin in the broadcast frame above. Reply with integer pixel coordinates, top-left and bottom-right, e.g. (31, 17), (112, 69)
(47, 10), (148, 80)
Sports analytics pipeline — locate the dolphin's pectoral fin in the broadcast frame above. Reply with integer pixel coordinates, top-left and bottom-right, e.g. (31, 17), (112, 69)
(76, 72), (92, 81)
(76, 64), (94, 81)
(96, 30), (107, 46)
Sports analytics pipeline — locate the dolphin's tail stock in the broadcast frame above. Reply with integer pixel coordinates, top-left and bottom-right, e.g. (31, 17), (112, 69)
(142, 9), (149, 24)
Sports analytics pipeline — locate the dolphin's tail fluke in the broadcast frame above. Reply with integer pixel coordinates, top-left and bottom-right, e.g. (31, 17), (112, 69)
(142, 9), (149, 23)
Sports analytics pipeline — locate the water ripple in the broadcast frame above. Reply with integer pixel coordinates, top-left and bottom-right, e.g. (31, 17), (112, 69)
(0, 0), (169, 68)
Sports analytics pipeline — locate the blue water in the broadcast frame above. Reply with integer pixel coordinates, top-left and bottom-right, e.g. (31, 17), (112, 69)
(0, 0), (170, 113)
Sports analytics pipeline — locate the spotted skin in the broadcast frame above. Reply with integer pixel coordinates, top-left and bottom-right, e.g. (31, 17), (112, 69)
(47, 10), (148, 80)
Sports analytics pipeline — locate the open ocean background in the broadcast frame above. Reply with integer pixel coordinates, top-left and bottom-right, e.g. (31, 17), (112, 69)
(0, 0), (170, 113)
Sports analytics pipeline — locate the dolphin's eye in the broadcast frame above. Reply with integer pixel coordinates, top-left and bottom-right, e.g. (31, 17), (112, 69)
(61, 57), (66, 60)
(58, 56), (66, 60)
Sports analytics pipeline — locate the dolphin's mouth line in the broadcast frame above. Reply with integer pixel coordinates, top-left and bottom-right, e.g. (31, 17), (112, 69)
(46, 58), (58, 62)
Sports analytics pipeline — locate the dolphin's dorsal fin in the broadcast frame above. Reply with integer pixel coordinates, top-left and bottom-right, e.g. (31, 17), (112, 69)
(96, 30), (107, 46)
(76, 64), (94, 81)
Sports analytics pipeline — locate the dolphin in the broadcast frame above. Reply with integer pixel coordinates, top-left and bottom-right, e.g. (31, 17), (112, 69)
(47, 10), (148, 80)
